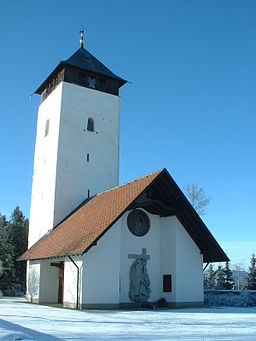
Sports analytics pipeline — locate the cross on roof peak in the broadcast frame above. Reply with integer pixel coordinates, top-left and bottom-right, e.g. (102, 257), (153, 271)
(80, 29), (85, 48)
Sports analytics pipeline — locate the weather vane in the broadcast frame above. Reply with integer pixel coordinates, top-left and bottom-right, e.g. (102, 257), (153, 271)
(80, 29), (85, 48)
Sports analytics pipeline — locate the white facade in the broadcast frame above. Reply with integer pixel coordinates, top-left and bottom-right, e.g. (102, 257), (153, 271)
(27, 259), (59, 304)
(82, 221), (121, 307)
(28, 85), (62, 247)
(27, 212), (203, 308)
(80, 211), (203, 308)
(27, 261), (40, 302)
(28, 81), (120, 247)
(63, 256), (83, 308)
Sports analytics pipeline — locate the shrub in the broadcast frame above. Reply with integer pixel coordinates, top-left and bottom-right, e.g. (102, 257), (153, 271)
(205, 290), (256, 307)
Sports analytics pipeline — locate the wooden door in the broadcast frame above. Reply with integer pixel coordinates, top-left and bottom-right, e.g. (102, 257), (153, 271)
(58, 262), (64, 304)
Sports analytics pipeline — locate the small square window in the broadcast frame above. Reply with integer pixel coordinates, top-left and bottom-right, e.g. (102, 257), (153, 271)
(87, 118), (94, 132)
(45, 119), (50, 137)
(99, 78), (106, 90)
(163, 274), (172, 292)
(78, 72), (85, 85)
(88, 76), (96, 89)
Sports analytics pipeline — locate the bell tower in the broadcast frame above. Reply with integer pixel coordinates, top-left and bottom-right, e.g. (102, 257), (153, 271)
(28, 31), (126, 247)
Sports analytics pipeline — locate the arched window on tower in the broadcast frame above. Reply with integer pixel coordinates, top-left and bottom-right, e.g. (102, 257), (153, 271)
(45, 119), (50, 137)
(87, 118), (94, 132)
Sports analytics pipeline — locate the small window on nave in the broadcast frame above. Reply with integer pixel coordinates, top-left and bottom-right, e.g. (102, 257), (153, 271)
(87, 118), (94, 132)
(45, 119), (50, 137)
(163, 274), (172, 292)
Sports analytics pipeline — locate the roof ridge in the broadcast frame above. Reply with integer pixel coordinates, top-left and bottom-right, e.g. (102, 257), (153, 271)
(95, 168), (164, 197)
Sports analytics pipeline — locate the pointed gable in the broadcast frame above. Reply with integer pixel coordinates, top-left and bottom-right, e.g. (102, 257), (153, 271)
(20, 169), (229, 263)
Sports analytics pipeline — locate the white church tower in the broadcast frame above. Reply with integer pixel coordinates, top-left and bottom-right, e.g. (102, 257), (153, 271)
(29, 31), (127, 247)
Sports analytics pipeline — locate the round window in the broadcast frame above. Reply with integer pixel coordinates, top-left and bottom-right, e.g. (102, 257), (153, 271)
(127, 209), (150, 237)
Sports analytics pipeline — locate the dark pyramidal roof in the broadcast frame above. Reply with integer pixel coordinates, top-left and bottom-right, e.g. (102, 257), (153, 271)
(64, 47), (126, 84)
(35, 46), (127, 94)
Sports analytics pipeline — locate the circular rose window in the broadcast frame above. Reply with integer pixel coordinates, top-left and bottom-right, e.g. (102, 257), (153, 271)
(127, 209), (150, 237)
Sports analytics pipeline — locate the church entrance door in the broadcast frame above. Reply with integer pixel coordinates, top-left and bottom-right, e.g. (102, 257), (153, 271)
(50, 261), (64, 304)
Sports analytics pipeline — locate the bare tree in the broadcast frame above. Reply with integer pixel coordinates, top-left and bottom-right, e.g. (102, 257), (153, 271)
(185, 183), (210, 216)
(232, 262), (247, 290)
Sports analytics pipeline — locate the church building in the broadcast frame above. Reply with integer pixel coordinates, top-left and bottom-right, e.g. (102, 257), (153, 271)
(20, 31), (228, 309)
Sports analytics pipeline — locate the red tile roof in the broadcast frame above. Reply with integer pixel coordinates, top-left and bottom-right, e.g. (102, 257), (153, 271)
(20, 169), (162, 261)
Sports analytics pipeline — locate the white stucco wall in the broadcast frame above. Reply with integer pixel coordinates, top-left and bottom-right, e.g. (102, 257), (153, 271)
(81, 211), (203, 307)
(29, 81), (120, 248)
(39, 260), (60, 303)
(28, 84), (63, 247)
(54, 82), (120, 226)
(27, 257), (84, 307)
(27, 261), (40, 302)
(63, 256), (83, 307)
(82, 221), (121, 306)
(27, 218), (203, 307)
(160, 216), (177, 302)
(175, 219), (204, 303)
(120, 210), (161, 303)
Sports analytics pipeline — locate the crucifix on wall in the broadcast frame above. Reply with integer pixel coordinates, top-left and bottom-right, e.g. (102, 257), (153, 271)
(128, 248), (151, 303)
(128, 248), (150, 261)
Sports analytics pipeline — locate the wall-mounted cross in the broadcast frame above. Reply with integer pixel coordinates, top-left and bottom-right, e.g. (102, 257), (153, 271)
(128, 248), (150, 260)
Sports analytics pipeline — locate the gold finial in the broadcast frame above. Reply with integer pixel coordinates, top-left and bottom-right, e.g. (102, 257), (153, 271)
(80, 29), (84, 48)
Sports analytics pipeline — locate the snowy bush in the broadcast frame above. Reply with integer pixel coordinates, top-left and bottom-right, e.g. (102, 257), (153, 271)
(4, 283), (25, 297)
(205, 290), (256, 307)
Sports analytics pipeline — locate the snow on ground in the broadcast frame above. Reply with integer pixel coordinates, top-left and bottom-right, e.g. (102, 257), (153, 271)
(0, 297), (256, 341)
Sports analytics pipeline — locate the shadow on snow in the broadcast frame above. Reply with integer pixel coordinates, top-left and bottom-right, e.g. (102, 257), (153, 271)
(0, 318), (60, 341)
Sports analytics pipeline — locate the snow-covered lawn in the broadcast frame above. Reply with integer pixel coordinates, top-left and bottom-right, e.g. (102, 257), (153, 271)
(0, 297), (256, 340)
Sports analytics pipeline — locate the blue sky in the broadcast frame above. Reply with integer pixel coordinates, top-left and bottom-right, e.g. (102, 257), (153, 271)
(0, 1), (255, 267)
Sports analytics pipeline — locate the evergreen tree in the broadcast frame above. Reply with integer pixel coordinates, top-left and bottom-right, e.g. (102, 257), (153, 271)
(223, 261), (234, 290)
(0, 260), (3, 277)
(205, 264), (215, 289)
(0, 213), (8, 259)
(0, 213), (15, 293)
(215, 265), (225, 290)
(247, 253), (256, 290)
(8, 207), (28, 291)
(0, 207), (28, 295)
